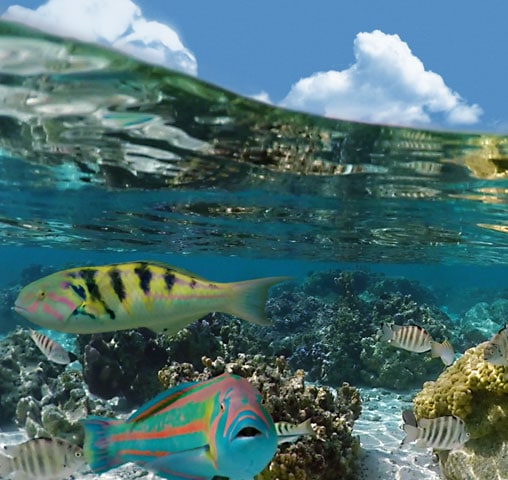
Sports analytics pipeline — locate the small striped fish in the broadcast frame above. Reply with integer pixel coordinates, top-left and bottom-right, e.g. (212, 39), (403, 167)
(380, 323), (455, 366)
(28, 329), (75, 365)
(14, 261), (291, 335)
(402, 414), (470, 450)
(0, 437), (85, 480)
(275, 419), (314, 445)
(484, 324), (508, 366)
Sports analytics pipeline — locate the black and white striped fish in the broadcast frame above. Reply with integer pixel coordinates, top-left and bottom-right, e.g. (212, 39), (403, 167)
(275, 419), (314, 445)
(0, 437), (85, 480)
(380, 323), (455, 366)
(28, 329), (76, 365)
(402, 413), (469, 450)
(484, 324), (508, 366)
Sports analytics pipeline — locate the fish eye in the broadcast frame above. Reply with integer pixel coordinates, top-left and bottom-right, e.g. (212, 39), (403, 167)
(38, 290), (46, 300)
(75, 451), (82, 457)
(220, 402), (225, 412)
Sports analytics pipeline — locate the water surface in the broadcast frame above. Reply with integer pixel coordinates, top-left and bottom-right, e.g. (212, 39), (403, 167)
(0, 20), (507, 268)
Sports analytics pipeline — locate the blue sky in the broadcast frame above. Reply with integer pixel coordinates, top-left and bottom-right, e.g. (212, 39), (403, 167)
(1, 0), (507, 132)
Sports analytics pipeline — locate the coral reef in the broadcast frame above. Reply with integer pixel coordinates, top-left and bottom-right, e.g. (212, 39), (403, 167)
(216, 270), (454, 390)
(453, 299), (508, 351)
(0, 328), (115, 444)
(0, 327), (66, 423)
(412, 342), (508, 479)
(77, 318), (224, 403)
(158, 354), (362, 480)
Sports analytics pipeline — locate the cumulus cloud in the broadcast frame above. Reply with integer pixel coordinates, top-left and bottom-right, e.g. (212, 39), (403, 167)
(249, 91), (273, 104)
(1, 0), (197, 75)
(281, 30), (482, 127)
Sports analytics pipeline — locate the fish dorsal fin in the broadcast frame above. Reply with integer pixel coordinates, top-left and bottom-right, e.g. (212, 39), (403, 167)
(402, 409), (418, 427)
(127, 381), (198, 423)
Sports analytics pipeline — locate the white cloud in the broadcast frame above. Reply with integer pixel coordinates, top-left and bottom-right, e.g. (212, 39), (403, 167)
(280, 30), (482, 127)
(249, 91), (273, 104)
(1, 0), (197, 75)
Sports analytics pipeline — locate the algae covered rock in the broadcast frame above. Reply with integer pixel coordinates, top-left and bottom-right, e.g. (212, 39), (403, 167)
(412, 342), (508, 479)
(158, 354), (361, 480)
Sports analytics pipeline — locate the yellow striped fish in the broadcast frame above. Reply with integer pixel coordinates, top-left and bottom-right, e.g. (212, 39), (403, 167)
(14, 261), (291, 335)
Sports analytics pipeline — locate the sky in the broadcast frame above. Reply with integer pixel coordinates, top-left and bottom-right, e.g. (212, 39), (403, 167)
(1, 0), (507, 132)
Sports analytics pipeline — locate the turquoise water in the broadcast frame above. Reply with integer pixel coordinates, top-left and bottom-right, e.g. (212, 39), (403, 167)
(0, 19), (507, 480)
(1, 21), (506, 302)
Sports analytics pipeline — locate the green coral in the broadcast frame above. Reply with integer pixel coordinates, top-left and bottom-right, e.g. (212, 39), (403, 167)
(413, 342), (508, 479)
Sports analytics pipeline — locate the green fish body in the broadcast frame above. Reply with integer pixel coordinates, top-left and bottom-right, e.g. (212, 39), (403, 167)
(14, 261), (290, 335)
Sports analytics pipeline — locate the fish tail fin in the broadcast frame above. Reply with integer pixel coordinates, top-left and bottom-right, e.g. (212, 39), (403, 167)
(299, 418), (314, 436)
(402, 409), (417, 428)
(379, 323), (393, 342)
(431, 339), (455, 366)
(402, 424), (420, 445)
(82, 416), (122, 473)
(227, 276), (292, 326)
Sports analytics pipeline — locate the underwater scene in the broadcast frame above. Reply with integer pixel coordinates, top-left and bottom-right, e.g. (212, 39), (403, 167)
(0, 19), (508, 480)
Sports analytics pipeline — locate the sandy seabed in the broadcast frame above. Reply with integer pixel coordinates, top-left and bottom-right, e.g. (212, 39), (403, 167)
(355, 387), (441, 480)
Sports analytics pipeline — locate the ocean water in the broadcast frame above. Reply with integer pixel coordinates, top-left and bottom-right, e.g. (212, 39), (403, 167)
(0, 19), (507, 480)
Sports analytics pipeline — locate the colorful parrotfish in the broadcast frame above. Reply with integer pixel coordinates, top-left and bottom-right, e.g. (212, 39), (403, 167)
(82, 373), (278, 480)
(14, 261), (291, 335)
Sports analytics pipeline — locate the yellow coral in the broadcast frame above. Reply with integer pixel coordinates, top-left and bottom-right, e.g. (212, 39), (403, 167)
(413, 342), (508, 439)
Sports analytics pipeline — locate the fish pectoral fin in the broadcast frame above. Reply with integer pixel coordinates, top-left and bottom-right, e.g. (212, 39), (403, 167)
(73, 302), (99, 319)
(145, 446), (214, 480)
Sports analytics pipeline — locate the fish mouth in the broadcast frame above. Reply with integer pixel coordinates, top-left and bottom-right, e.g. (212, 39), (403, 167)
(235, 427), (263, 438)
(13, 302), (28, 314)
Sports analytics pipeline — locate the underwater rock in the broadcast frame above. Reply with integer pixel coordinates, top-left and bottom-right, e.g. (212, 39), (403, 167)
(0, 328), (65, 423)
(158, 354), (362, 480)
(0, 328), (114, 442)
(78, 320), (223, 403)
(412, 342), (508, 479)
(454, 300), (508, 350)
(301, 270), (370, 300)
(14, 367), (117, 445)
(79, 329), (169, 402)
(369, 275), (438, 306)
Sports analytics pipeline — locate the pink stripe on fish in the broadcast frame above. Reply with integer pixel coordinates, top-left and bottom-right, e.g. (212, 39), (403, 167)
(47, 292), (77, 311)
(25, 301), (40, 313)
(42, 303), (65, 322)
